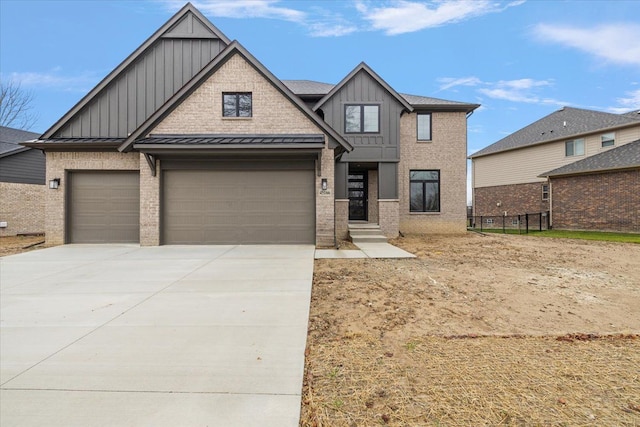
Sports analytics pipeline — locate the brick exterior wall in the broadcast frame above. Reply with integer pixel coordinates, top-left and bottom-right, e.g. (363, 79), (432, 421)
(474, 182), (549, 217)
(45, 152), (140, 246)
(0, 182), (45, 237)
(551, 169), (639, 232)
(335, 199), (349, 241)
(378, 200), (399, 237)
(398, 112), (468, 234)
(152, 52), (336, 246)
(139, 154), (160, 246)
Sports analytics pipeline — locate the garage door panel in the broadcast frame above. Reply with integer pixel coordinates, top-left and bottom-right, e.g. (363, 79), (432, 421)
(163, 168), (314, 244)
(68, 172), (140, 243)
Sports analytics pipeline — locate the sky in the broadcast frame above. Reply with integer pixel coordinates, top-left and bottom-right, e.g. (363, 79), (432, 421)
(2, 0), (640, 201)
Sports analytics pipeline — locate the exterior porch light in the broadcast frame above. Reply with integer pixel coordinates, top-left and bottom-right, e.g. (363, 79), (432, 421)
(321, 178), (328, 191)
(49, 178), (61, 189)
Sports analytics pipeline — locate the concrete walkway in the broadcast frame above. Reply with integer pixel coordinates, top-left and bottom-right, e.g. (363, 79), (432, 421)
(315, 242), (415, 259)
(0, 244), (315, 427)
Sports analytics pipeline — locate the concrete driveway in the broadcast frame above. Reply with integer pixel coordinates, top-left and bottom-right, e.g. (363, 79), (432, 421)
(0, 244), (315, 427)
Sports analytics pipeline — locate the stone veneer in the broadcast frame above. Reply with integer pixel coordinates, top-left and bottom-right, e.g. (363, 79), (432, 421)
(44, 152), (140, 246)
(335, 199), (349, 241)
(378, 199), (399, 237)
(398, 112), (468, 234)
(0, 182), (45, 237)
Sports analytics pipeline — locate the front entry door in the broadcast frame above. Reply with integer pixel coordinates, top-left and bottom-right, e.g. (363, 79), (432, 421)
(348, 172), (368, 221)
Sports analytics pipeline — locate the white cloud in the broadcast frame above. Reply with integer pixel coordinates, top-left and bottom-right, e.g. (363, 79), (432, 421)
(534, 23), (640, 66)
(3, 70), (98, 92)
(606, 88), (640, 113)
(438, 76), (567, 106)
(357, 0), (524, 35)
(437, 76), (482, 91)
(170, 0), (306, 22)
(308, 22), (358, 37)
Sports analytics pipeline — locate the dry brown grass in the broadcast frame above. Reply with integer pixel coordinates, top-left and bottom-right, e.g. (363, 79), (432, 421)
(302, 334), (640, 426)
(301, 234), (640, 426)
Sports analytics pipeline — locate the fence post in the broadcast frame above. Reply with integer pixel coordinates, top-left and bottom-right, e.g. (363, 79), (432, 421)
(540, 212), (543, 231)
(480, 216), (483, 232)
(525, 213), (529, 234)
(502, 214), (505, 234)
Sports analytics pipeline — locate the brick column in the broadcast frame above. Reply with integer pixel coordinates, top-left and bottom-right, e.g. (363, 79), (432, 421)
(378, 199), (399, 238)
(139, 153), (160, 246)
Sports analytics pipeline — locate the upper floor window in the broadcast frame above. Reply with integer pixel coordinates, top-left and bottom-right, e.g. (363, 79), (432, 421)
(565, 138), (584, 157)
(223, 92), (252, 117)
(417, 113), (432, 141)
(410, 170), (440, 212)
(601, 132), (615, 147)
(542, 184), (549, 201)
(345, 105), (379, 133)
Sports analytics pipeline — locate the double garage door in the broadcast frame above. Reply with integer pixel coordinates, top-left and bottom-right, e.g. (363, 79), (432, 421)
(162, 162), (315, 244)
(67, 162), (315, 244)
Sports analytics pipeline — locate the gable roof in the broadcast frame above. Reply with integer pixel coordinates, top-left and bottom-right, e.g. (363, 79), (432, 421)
(313, 62), (414, 112)
(0, 126), (40, 158)
(471, 107), (640, 158)
(118, 41), (353, 153)
(282, 80), (478, 111)
(540, 139), (640, 177)
(41, 3), (230, 139)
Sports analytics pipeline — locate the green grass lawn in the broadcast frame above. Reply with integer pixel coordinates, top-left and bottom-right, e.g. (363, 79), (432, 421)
(469, 228), (640, 243)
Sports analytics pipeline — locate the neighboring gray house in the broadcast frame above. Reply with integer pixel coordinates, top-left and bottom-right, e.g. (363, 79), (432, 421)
(25, 3), (478, 246)
(0, 126), (45, 236)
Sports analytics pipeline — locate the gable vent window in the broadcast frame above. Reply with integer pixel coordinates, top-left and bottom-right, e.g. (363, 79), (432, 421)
(345, 105), (379, 133)
(601, 132), (615, 148)
(223, 92), (252, 117)
(565, 138), (584, 157)
(417, 113), (432, 141)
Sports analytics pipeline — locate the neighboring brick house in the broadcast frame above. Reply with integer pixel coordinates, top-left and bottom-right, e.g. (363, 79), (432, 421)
(24, 3), (477, 246)
(0, 126), (44, 236)
(539, 139), (640, 232)
(470, 107), (640, 231)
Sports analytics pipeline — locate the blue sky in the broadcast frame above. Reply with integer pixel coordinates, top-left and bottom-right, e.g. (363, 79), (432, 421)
(2, 1), (640, 188)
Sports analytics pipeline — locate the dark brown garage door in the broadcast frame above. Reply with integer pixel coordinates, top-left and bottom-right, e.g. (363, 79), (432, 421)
(163, 167), (315, 244)
(68, 171), (140, 243)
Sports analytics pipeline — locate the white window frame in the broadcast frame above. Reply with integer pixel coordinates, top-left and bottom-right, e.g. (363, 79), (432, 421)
(565, 138), (585, 157)
(601, 132), (615, 148)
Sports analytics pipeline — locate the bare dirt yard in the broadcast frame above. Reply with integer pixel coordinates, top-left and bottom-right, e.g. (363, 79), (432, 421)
(301, 233), (640, 426)
(0, 235), (45, 257)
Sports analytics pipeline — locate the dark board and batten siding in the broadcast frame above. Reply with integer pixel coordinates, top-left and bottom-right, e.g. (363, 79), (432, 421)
(0, 150), (45, 184)
(56, 39), (225, 138)
(321, 70), (405, 162)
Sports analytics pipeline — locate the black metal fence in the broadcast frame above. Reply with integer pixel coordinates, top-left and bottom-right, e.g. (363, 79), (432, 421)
(467, 212), (550, 234)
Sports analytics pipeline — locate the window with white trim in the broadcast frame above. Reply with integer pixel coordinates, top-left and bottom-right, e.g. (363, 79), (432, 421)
(542, 184), (549, 201)
(565, 138), (584, 156)
(601, 132), (615, 147)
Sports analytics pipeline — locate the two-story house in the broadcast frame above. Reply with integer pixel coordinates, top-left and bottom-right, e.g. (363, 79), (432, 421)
(470, 107), (640, 232)
(25, 3), (478, 246)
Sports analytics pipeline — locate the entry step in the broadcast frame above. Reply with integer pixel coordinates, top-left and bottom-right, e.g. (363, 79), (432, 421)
(348, 223), (387, 243)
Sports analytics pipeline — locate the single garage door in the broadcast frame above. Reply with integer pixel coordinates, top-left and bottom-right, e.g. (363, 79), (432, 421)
(163, 163), (315, 244)
(67, 171), (140, 243)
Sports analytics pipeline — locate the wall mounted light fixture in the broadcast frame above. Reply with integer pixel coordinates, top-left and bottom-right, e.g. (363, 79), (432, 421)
(321, 178), (328, 191)
(49, 178), (61, 189)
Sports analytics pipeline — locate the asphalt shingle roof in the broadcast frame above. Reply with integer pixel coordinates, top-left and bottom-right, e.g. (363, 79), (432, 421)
(471, 107), (640, 158)
(281, 80), (477, 109)
(0, 126), (40, 156)
(540, 139), (640, 177)
(135, 134), (326, 145)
